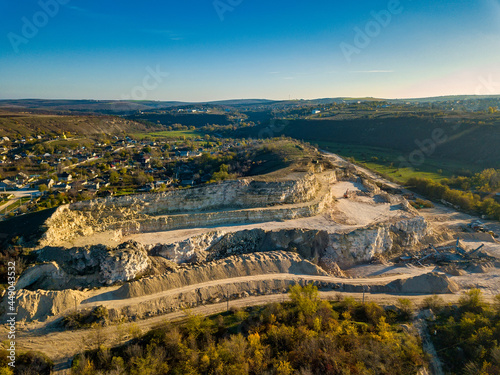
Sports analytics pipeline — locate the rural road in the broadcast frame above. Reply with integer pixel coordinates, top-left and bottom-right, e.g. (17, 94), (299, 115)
(14, 288), (474, 375)
(79, 270), (434, 309)
(321, 150), (401, 190)
(14, 268), (437, 374)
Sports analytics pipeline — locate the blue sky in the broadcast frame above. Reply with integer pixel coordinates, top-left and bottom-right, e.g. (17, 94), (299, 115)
(1, 0), (499, 101)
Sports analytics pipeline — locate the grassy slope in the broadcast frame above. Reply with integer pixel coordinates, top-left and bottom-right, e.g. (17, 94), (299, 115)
(0, 111), (161, 137)
(317, 141), (470, 183)
(246, 140), (318, 177)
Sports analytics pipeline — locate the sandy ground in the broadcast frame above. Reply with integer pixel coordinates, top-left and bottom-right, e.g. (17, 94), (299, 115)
(14, 268), (436, 332)
(346, 263), (436, 278)
(347, 261), (500, 296)
(9, 267), (440, 373)
(79, 271), (434, 310)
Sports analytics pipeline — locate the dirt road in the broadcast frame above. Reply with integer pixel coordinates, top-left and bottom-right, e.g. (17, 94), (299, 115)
(80, 270), (433, 309)
(15, 288), (472, 375)
(10, 267), (439, 373)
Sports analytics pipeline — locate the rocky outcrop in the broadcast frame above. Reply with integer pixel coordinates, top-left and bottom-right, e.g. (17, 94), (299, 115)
(152, 231), (224, 263)
(17, 241), (150, 290)
(15, 212), (430, 293)
(361, 178), (381, 194)
(325, 226), (393, 268)
(16, 262), (66, 290)
(206, 229), (330, 262)
(75, 173), (322, 214)
(39, 172), (336, 246)
(391, 216), (429, 247)
(9, 251), (329, 322)
(324, 216), (430, 268)
(153, 216), (430, 270)
(99, 241), (150, 285)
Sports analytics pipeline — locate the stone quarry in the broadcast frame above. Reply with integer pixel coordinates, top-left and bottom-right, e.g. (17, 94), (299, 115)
(6, 158), (496, 326)
(39, 171), (336, 246)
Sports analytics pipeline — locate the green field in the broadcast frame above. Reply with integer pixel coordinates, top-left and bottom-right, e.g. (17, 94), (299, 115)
(133, 130), (203, 139)
(317, 141), (483, 183)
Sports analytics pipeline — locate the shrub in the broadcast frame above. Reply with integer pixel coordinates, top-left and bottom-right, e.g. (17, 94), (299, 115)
(63, 306), (109, 330)
(15, 351), (53, 375)
(421, 295), (444, 312)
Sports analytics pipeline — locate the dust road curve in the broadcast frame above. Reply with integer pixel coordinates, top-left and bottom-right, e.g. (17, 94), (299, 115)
(14, 269), (438, 373)
(80, 271), (433, 309)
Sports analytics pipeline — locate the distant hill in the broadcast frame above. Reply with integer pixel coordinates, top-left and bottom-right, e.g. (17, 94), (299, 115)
(0, 99), (276, 114)
(232, 114), (500, 172)
(0, 110), (164, 137)
(0, 99), (186, 115)
(204, 99), (277, 106)
(389, 95), (500, 103)
(279, 116), (500, 170)
(1, 96), (499, 114)
(126, 112), (233, 127)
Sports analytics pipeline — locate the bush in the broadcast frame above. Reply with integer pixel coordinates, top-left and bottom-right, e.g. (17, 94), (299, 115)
(63, 306), (109, 330)
(407, 177), (500, 220)
(397, 298), (414, 320)
(0, 351), (54, 375)
(459, 289), (486, 314)
(421, 295), (444, 312)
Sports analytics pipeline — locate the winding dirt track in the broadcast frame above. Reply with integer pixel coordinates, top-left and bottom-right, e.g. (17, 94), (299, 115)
(80, 271), (433, 309)
(12, 268), (445, 374)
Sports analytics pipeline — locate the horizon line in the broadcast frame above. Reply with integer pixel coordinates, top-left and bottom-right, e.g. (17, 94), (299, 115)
(1, 93), (500, 104)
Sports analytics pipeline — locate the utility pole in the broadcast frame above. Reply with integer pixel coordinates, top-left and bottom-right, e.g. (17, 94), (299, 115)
(362, 285), (368, 304)
(226, 289), (229, 312)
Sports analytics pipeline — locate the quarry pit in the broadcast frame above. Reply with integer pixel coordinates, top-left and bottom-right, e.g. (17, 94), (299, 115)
(3, 152), (500, 370)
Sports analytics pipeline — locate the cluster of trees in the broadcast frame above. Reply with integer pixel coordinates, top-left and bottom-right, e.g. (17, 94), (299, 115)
(188, 153), (238, 183)
(0, 351), (53, 375)
(442, 168), (500, 193)
(430, 289), (500, 374)
(70, 285), (426, 375)
(407, 177), (500, 220)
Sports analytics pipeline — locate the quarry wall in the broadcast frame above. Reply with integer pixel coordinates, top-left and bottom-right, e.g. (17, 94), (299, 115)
(40, 172), (336, 246)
